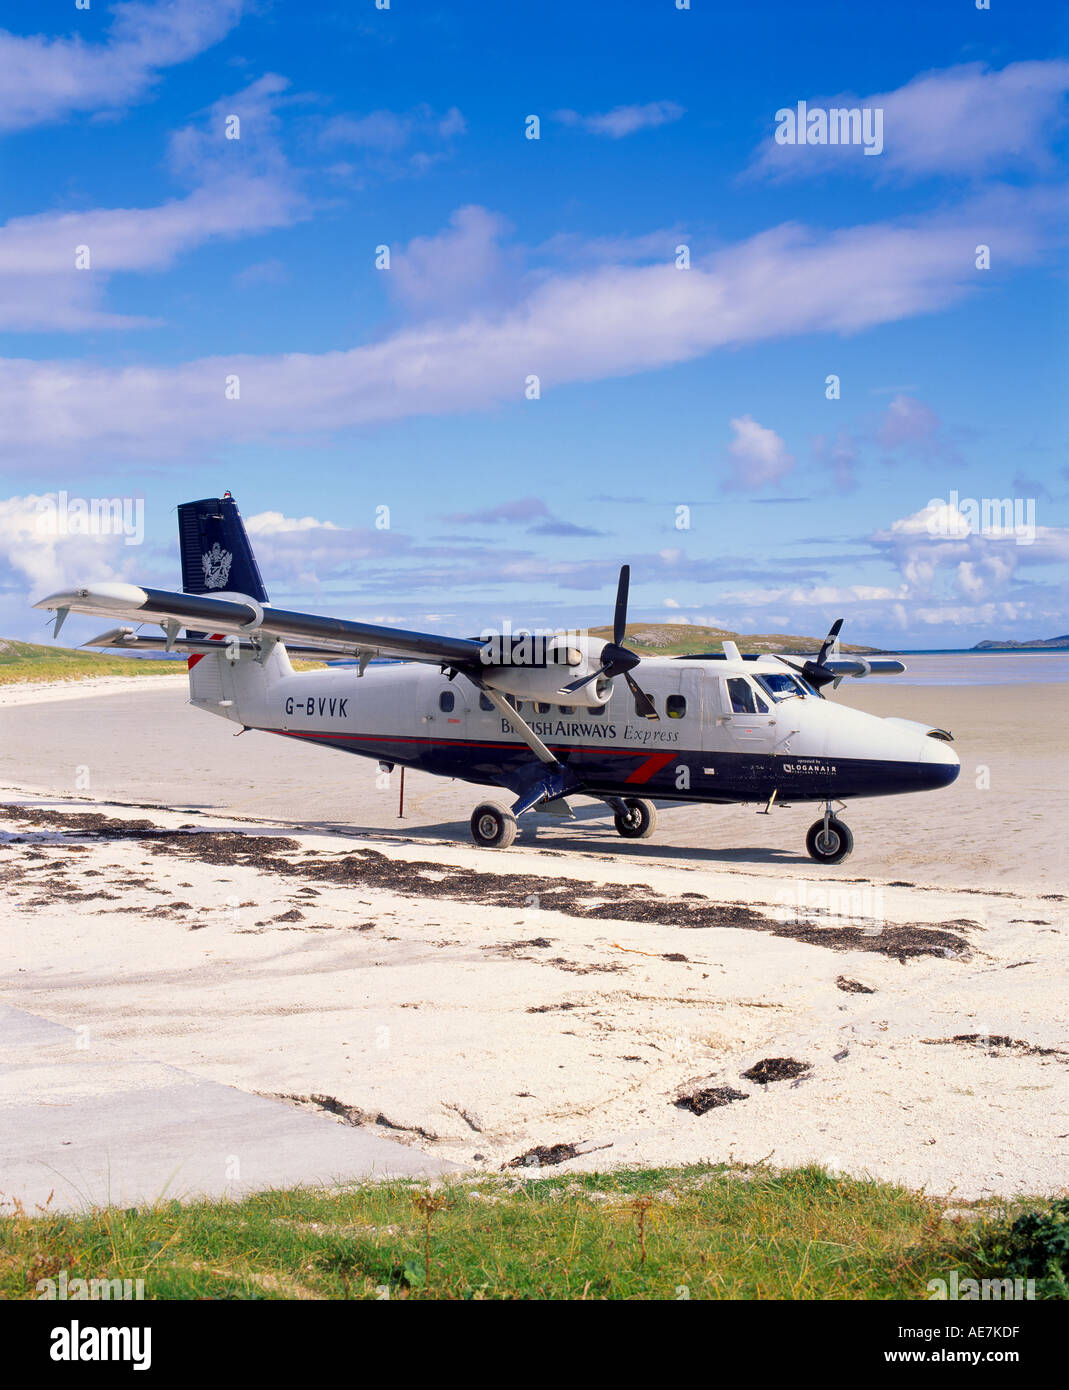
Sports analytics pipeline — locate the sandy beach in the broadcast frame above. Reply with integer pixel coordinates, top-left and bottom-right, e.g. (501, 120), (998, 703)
(1, 671), (1067, 1200)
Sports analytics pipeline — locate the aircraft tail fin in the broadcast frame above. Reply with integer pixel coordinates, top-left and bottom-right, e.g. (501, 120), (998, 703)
(176, 493), (282, 715)
(176, 493), (268, 604)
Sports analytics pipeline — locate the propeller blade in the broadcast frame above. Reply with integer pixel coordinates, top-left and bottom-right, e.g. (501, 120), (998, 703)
(559, 663), (610, 696)
(623, 669), (658, 721)
(613, 565), (630, 647)
(817, 617), (844, 666)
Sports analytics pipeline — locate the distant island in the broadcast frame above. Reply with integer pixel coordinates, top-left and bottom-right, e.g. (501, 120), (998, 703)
(972, 635), (1069, 651)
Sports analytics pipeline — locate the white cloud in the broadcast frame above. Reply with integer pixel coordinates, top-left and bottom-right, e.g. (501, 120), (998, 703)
(0, 75), (307, 331)
(0, 0), (246, 131)
(751, 59), (1069, 181)
(390, 205), (519, 319)
(246, 511), (340, 536)
(555, 101), (684, 138)
(0, 191), (1058, 460)
(321, 104), (466, 152)
(723, 416), (794, 491)
(871, 502), (1069, 600)
(0, 492), (138, 594)
(877, 394), (944, 453)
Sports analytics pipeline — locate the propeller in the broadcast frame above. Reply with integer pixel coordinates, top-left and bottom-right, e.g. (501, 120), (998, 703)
(559, 565), (658, 720)
(782, 617), (844, 697)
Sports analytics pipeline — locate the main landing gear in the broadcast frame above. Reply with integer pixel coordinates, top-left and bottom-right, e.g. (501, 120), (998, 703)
(805, 803), (853, 864)
(470, 802), (518, 848)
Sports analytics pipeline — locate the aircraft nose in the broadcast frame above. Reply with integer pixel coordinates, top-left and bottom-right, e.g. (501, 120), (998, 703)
(919, 735), (960, 787)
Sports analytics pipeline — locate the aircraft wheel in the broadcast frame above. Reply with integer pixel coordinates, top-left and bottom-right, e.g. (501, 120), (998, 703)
(470, 803), (517, 848)
(613, 797), (657, 839)
(805, 816), (853, 864)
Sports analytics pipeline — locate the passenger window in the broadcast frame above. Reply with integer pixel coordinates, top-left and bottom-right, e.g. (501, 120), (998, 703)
(634, 691), (655, 716)
(536, 702), (551, 714)
(438, 691), (455, 713)
(587, 705), (604, 716)
(666, 694), (686, 719)
(727, 678), (768, 714)
(479, 693), (494, 712)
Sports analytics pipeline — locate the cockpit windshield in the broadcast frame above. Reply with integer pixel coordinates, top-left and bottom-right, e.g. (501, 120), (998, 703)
(755, 671), (808, 702)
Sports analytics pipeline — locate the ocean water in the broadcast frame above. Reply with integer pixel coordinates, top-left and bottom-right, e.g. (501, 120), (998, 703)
(872, 651), (1069, 686)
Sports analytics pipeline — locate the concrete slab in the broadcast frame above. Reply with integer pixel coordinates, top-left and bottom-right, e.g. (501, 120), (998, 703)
(0, 1006), (456, 1213)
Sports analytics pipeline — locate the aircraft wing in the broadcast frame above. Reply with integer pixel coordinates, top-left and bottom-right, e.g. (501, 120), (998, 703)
(33, 583), (484, 668)
(821, 657), (907, 678)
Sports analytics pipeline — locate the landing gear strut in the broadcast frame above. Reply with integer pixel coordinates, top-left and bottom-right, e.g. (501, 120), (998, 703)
(612, 796), (657, 840)
(805, 803), (853, 864)
(470, 802), (517, 848)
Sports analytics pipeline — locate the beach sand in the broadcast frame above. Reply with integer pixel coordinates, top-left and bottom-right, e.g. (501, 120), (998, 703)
(1, 675), (1066, 1199)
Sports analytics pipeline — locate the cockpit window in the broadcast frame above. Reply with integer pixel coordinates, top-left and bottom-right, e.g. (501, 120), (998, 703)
(755, 672), (807, 702)
(727, 677), (769, 714)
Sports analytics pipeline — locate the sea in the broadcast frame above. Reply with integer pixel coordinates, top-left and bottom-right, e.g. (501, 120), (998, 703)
(866, 650), (1069, 687)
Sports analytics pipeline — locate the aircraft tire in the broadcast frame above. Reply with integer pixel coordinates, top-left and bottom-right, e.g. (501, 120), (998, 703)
(470, 803), (518, 848)
(805, 816), (853, 864)
(614, 797), (657, 839)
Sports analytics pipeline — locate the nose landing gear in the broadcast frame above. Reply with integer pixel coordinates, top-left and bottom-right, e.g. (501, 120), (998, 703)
(806, 802), (853, 863)
(610, 796), (657, 839)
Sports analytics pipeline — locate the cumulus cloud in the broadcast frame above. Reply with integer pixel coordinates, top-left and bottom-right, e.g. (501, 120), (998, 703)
(871, 501), (1069, 601)
(0, 0), (246, 131)
(555, 101), (684, 138)
(722, 416), (795, 492)
(751, 59), (1069, 181)
(0, 492), (143, 598)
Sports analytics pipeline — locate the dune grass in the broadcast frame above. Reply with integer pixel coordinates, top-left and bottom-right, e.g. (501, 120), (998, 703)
(0, 639), (184, 686)
(1, 1163), (1056, 1301)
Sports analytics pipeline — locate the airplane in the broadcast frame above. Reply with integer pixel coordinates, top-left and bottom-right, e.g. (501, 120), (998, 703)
(33, 493), (960, 865)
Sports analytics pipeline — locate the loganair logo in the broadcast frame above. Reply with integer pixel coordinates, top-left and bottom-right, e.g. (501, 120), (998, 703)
(201, 542), (233, 590)
(783, 761), (838, 774)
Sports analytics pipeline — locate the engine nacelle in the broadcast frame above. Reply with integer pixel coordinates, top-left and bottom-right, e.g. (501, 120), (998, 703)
(482, 665), (613, 707)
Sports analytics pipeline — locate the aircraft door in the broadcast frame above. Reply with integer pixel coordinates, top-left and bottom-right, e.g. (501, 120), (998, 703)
(714, 674), (777, 755)
(423, 676), (469, 745)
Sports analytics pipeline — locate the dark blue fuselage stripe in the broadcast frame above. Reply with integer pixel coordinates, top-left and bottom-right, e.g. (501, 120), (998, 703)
(269, 728), (959, 803)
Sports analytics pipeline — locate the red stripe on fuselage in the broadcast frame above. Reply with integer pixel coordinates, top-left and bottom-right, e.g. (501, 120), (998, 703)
(187, 634), (226, 669)
(625, 751), (678, 783)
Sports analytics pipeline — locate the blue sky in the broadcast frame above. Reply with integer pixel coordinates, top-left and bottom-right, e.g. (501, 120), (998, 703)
(0, 0), (1066, 648)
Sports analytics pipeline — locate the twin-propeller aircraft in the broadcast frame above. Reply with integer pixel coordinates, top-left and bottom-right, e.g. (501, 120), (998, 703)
(35, 494), (959, 864)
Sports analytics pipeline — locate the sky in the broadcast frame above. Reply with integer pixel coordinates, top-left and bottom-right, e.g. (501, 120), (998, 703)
(0, 0), (1066, 650)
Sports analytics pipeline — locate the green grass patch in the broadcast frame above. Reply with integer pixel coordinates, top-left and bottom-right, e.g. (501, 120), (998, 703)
(0, 638), (326, 686)
(0, 639), (183, 686)
(2, 1165), (1062, 1301)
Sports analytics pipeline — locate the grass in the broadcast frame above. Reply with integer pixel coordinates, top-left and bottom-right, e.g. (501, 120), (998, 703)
(0, 638), (185, 686)
(1, 1164), (1059, 1301)
(0, 638), (325, 686)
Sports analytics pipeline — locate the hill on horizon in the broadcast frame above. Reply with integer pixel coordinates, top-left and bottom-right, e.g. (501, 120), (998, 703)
(585, 622), (882, 657)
